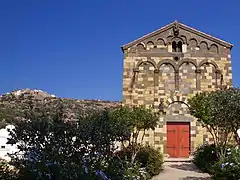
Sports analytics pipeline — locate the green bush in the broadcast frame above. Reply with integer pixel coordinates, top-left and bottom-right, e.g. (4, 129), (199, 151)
(0, 159), (18, 180)
(136, 146), (164, 177)
(102, 156), (149, 180)
(4, 108), (152, 180)
(193, 143), (218, 173)
(115, 145), (163, 178)
(212, 147), (240, 180)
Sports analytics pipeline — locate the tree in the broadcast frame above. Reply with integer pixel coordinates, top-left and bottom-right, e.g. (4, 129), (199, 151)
(188, 88), (240, 159)
(109, 106), (159, 163)
(210, 88), (240, 145)
(3, 99), (148, 179)
(7, 101), (89, 180)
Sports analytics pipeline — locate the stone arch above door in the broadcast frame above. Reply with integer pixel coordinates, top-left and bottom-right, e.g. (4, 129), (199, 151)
(164, 95), (194, 122)
(165, 95), (188, 106)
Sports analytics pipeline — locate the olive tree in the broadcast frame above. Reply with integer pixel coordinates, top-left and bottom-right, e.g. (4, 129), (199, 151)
(188, 88), (240, 158)
(109, 106), (159, 163)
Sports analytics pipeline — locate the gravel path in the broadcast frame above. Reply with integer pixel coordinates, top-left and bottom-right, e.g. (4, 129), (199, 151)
(152, 162), (211, 180)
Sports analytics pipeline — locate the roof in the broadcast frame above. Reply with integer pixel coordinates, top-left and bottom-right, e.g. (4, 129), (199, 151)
(121, 20), (233, 51)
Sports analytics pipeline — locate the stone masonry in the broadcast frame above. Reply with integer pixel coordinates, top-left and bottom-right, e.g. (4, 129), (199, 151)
(121, 21), (233, 155)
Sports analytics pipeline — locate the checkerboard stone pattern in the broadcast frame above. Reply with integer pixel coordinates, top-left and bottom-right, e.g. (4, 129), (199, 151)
(159, 64), (175, 96)
(133, 62), (155, 107)
(179, 63), (196, 95)
(122, 25), (233, 155)
(122, 57), (232, 155)
(200, 64), (218, 91)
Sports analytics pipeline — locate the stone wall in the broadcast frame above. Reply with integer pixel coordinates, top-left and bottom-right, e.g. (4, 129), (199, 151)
(122, 22), (233, 155)
(122, 54), (232, 154)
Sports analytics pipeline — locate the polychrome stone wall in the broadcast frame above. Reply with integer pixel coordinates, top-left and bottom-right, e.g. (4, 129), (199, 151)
(122, 24), (232, 155)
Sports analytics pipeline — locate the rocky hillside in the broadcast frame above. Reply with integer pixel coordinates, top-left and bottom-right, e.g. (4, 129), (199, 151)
(0, 89), (121, 127)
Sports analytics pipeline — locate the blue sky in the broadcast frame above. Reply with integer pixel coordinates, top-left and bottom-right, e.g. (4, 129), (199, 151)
(0, 0), (239, 101)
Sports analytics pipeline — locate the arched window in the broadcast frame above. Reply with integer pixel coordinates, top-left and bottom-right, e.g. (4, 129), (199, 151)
(172, 41), (177, 52)
(177, 41), (182, 52)
(172, 41), (183, 52)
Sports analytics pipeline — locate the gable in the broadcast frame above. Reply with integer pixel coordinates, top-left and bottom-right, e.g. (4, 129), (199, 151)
(121, 21), (233, 52)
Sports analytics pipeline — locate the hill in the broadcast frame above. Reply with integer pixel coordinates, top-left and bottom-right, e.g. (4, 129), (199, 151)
(0, 89), (121, 128)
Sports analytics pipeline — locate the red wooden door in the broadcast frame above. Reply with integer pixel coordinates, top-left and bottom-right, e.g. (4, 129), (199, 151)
(167, 122), (190, 158)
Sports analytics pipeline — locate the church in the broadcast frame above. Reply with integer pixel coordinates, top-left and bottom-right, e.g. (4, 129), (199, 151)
(121, 21), (233, 158)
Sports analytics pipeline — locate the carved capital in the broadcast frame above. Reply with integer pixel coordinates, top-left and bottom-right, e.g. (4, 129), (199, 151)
(215, 69), (221, 74)
(154, 69), (159, 73)
(195, 69), (201, 74)
(133, 68), (139, 73)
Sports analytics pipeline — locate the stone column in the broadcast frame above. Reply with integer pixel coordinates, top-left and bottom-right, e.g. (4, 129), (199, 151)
(175, 70), (179, 91)
(153, 69), (159, 109)
(131, 68), (139, 106)
(195, 69), (201, 90)
(215, 69), (221, 89)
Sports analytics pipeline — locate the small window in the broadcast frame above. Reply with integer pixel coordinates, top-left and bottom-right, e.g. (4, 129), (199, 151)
(172, 41), (182, 52)
(177, 41), (182, 52)
(172, 41), (177, 52)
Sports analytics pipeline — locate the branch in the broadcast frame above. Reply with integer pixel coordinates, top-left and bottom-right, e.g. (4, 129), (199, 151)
(141, 129), (146, 145)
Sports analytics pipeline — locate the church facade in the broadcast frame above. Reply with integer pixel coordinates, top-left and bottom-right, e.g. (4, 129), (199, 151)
(121, 21), (233, 158)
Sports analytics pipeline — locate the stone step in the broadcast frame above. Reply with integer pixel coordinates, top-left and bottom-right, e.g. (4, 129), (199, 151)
(164, 157), (193, 162)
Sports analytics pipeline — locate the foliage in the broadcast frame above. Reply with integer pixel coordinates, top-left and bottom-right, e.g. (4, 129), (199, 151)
(212, 147), (240, 180)
(192, 143), (218, 173)
(211, 88), (240, 146)
(115, 145), (163, 178)
(0, 93), (160, 179)
(0, 89), (120, 128)
(0, 159), (18, 180)
(110, 106), (159, 163)
(188, 88), (240, 158)
(6, 102), (91, 179)
(136, 146), (163, 177)
(2, 100), (151, 180)
(105, 156), (149, 180)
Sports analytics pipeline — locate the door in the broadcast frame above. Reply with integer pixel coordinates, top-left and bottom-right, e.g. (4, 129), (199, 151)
(167, 122), (190, 158)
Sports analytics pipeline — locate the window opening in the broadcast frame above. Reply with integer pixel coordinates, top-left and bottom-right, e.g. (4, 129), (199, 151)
(177, 41), (182, 52)
(172, 41), (177, 52)
(172, 41), (182, 52)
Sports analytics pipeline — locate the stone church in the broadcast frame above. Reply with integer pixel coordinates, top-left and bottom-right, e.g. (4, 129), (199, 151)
(121, 21), (233, 158)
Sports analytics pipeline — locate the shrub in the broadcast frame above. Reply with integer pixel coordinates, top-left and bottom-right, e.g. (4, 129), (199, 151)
(136, 146), (163, 177)
(115, 145), (163, 179)
(103, 156), (149, 180)
(4, 107), (152, 180)
(0, 159), (18, 180)
(212, 147), (240, 180)
(193, 143), (218, 173)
